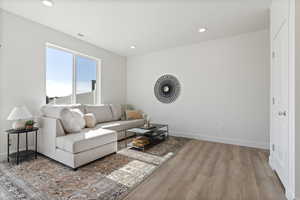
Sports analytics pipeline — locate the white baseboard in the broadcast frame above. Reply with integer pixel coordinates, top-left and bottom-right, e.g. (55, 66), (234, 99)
(170, 131), (269, 150)
(0, 146), (35, 162)
(269, 155), (275, 170)
(0, 154), (6, 162)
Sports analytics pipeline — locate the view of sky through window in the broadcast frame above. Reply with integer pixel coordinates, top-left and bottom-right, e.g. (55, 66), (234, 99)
(76, 55), (97, 95)
(46, 47), (97, 99)
(46, 47), (73, 98)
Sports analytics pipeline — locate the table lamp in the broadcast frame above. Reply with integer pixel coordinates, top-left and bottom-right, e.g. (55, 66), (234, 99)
(7, 106), (33, 129)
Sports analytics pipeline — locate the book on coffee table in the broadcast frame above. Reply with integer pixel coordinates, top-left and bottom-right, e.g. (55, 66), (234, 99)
(140, 125), (156, 130)
(127, 128), (151, 134)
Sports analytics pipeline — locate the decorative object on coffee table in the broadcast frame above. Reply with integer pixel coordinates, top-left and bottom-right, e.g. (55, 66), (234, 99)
(7, 106), (33, 129)
(5, 127), (39, 165)
(143, 114), (151, 128)
(154, 74), (181, 104)
(126, 123), (169, 151)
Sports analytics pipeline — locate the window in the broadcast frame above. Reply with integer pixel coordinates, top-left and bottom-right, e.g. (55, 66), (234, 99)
(46, 47), (73, 104)
(46, 45), (100, 104)
(76, 55), (97, 104)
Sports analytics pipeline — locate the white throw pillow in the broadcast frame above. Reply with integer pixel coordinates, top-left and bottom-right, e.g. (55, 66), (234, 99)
(84, 113), (96, 128)
(60, 108), (86, 133)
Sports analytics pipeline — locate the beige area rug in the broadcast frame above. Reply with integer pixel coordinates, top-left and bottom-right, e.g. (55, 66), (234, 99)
(0, 136), (190, 200)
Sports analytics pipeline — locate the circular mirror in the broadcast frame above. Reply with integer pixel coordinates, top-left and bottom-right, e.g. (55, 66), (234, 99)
(154, 74), (181, 104)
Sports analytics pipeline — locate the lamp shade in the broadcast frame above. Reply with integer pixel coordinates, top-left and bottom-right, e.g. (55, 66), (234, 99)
(7, 106), (33, 120)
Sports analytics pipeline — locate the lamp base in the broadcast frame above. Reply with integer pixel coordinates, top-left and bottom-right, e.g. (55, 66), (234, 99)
(12, 120), (26, 130)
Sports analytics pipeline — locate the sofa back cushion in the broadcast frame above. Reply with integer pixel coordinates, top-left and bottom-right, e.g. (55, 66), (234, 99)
(60, 108), (86, 133)
(85, 105), (114, 123)
(41, 104), (85, 119)
(109, 104), (123, 121)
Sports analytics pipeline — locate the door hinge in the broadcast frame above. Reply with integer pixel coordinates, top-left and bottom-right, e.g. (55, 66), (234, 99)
(272, 144), (275, 151)
(272, 97), (275, 105)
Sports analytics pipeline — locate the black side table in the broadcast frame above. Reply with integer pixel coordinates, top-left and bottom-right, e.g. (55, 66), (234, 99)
(5, 127), (39, 165)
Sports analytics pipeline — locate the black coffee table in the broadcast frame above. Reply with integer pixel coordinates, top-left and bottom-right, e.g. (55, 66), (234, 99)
(126, 123), (169, 151)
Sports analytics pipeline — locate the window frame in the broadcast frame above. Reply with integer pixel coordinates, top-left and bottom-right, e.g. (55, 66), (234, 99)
(45, 43), (102, 104)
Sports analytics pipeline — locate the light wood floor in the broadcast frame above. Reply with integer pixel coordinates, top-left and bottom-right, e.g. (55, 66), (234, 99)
(124, 139), (286, 200)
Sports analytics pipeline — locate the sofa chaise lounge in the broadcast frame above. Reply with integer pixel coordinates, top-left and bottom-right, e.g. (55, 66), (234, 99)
(38, 104), (145, 169)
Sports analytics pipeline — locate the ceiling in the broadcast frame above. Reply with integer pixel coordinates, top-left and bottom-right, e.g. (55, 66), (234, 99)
(0, 0), (271, 56)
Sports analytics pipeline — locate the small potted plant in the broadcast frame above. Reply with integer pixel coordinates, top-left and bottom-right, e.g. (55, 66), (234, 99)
(25, 120), (35, 129)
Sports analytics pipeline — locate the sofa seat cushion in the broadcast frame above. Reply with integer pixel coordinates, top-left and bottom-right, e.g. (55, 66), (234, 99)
(56, 128), (117, 154)
(97, 119), (145, 132)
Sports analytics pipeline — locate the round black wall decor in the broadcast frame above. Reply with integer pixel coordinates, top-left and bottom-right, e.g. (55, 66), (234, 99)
(154, 74), (181, 104)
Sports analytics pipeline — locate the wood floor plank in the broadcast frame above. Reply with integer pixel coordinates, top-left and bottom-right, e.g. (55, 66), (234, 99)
(164, 142), (218, 200)
(124, 140), (286, 200)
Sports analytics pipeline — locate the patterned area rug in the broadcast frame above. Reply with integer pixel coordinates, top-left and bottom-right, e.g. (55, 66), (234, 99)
(0, 136), (189, 200)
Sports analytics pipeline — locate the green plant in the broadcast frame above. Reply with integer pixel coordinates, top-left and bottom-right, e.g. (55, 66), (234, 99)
(25, 120), (35, 126)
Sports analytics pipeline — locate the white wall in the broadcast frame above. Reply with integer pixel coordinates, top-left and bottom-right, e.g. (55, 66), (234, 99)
(295, 0), (300, 198)
(127, 30), (270, 149)
(0, 10), (126, 159)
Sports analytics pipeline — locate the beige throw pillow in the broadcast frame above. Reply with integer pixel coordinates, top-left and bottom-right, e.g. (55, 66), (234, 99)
(84, 113), (96, 128)
(126, 110), (143, 120)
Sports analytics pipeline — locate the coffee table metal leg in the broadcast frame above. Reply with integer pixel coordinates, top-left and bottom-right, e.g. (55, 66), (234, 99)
(35, 131), (38, 159)
(17, 134), (20, 165)
(125, 131), (127, 148)
(167, 125), (169, 138)
(26, 132), (28, 151)
(7, 134), (9, 163)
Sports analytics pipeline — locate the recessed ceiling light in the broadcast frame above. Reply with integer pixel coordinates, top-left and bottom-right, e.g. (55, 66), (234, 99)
(198, 28), (207, 33)
(42, 0), (54, 7)
(77, 33), (85, 37)
(130, 45), (136, 49)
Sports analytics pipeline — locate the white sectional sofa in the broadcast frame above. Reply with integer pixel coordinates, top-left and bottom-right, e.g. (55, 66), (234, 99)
(39, 104), (145, 169)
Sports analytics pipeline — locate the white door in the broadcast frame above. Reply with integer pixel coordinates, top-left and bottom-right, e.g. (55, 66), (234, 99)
(271, 21), (289, 187)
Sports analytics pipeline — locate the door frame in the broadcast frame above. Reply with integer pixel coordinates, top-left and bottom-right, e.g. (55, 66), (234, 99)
(270, 19), (289, 188)
(270, 0), (295, 199)
(287, 0), (295, 199)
